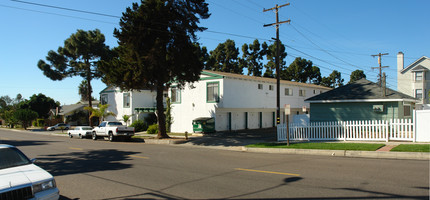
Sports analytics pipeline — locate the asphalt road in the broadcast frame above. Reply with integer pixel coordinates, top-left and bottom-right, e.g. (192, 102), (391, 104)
(1, 129), (429, 199)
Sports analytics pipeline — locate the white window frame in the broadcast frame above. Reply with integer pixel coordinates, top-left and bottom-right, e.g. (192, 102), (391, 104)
(269, 85), (274, 91)
(123, 93), (130, 108)
(285, 88), (293, 96)
(416, 89), (423, 99)
(415, 71), (423, 81)
(299, 89), (306, 97)
(171, 87), (181, 103)
(101, 94), (108, 105)
(258, 84), (263, 90)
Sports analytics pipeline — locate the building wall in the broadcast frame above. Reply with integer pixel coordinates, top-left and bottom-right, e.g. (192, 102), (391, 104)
(101, 88), (158, 124)
(170, 75), (329, 133)
(309, 101), (409, 122)
(397, 53), (430, 104)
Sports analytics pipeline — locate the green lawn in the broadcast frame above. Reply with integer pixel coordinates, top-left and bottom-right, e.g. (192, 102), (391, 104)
(246, 142), (385, 151)
(390, 144), (430, 152)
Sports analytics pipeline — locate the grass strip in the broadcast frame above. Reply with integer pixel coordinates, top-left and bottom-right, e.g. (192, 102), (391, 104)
(390, 144), (430, 152)
(246, 142), (385, 151)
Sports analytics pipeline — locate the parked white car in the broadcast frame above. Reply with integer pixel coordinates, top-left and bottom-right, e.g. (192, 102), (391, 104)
(0, 144), (60, 200)
(47, 123), (70, 131)
(68, 126), (93, 139)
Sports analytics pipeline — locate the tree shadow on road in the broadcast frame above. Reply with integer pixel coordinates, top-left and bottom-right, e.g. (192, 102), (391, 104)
(36, 149), (139, 177)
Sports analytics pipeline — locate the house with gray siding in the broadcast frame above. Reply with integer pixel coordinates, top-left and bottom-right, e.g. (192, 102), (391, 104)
(305, 78), (418, 122)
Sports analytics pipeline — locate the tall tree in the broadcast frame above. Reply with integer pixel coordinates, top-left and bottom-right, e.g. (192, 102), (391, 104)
(99, 0), (210, 138)
(241, 39), (268, 76)
(14, 109), (38, 130)
(78, 80), (95, 102)
(321, 70), (344, 88)
(282, 57), (321, 83)
(349, 69), (366, 83)
(206, 39), (243, 74)
(264, 40), (287, 78)
(17, 93), (58, 119)
(37, 29), (111, 125)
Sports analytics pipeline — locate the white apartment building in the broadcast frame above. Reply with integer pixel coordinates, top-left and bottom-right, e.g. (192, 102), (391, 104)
(170, 70), (331, 133)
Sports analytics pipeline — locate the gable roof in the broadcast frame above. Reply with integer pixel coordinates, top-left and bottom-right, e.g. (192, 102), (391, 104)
(305, 78), (418, 103)
(400, 56), (429, 73)
(202, 70), (331, 90)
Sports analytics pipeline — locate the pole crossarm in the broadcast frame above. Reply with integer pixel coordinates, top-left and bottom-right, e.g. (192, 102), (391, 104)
(263, 3), (290, 12)
(263, 20), (291, 27)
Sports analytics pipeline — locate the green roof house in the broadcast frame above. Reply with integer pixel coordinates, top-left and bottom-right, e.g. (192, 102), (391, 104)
(305, 79), (419, 122)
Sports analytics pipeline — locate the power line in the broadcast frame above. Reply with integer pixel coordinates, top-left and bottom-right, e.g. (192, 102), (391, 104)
(11, 0), (120, 18)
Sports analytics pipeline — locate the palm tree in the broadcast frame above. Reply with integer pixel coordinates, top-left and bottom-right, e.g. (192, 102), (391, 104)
(122, 115), (130, 126)
(84, 104), (116, 125)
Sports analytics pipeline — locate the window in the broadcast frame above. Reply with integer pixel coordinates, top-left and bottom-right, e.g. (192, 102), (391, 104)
(123, 93), (130, 108)
(258, 84), (263, 90)
(207, 82), (219, 102)
(299, 89), (306, 97)
(269, 85), (274, 91)
(416, 89), (423, 99)
(101, 94), (108, 105)
(415, 72), (423, 81)
(285, 88), (293, 96)
(171, 87), (181, 103)
(313, 90), (317, 94)
(404, 105), (411, 117)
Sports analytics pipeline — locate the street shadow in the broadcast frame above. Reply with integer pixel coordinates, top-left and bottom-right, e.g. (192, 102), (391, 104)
(0, 139), (54, 147)
(36, 149), (138, 177)
(184, 128), (277, 147)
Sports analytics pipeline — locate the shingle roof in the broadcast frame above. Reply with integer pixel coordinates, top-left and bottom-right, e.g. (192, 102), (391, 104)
(305, 78), (417, 102)
(202, 70), (331, 90)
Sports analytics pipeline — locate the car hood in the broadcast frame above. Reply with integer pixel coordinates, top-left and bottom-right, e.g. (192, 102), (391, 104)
(0, 164), (53, 191)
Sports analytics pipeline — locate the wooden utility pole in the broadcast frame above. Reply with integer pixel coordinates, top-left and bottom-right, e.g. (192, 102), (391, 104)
(371, 53), (389, 86)
(263, 3), (290, 125)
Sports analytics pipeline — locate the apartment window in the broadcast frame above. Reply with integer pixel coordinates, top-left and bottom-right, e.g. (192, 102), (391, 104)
(313, 90), (318, 94)
(258, 84), (263, 90)
(285, 88), (293, 96)
(416, 89), (423, 99)
(207, 82), (219, 102)
(415, 72), (423, 81)
(123, 93), (130, 108)
(171, 87), (181, 103)
(299, 89), (306, 97)
(269, 85), (274, 91)
(101, 94), (108, 105)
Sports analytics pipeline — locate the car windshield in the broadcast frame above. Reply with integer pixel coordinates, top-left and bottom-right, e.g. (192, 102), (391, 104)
(82, 127), (92, 130)
(0, 147), (32, 170)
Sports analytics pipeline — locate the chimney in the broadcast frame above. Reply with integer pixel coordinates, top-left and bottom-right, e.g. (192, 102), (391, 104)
(397, 52), (404, 72)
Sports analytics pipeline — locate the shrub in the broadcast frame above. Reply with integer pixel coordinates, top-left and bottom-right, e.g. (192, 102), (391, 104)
(146, 124), (158, 134)
(37, 119), (45, 127)
(130, 120), (147, 132)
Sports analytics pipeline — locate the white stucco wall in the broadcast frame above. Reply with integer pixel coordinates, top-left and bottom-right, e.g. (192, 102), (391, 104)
(170, 75), (329, 133)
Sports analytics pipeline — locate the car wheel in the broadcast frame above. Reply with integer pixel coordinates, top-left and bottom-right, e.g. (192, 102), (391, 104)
(79, 134), (83, 139)
(108, 132), (114, 142)
(92, 132), (97, 140)
(68, 133), (73, 138)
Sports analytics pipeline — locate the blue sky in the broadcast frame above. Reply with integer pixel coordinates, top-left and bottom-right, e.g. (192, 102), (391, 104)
(1, 0), (429, 105)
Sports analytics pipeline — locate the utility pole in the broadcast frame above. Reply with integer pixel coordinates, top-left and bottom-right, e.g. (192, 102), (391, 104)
(371, 53), (389, 86)
(263, 3), (290, 126)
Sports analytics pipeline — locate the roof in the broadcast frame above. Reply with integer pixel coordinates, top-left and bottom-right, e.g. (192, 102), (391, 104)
(400, 56), (429, 73)
(58, 104), (85, 115)
(202, 70), (331, 90)
(305, 78), (418, 103)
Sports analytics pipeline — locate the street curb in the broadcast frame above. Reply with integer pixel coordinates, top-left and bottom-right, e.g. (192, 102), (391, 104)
(242, 147), (430, 160)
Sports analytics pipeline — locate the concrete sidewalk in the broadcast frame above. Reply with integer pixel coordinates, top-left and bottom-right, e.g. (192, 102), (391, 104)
(139, 128), (430, 160)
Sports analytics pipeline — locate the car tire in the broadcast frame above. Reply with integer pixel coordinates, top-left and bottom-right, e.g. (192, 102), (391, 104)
(92, 132), (97, 140)
(68, 133), (72, 138)
(79, 134), (83, 139)
(108, 132), (114, 142)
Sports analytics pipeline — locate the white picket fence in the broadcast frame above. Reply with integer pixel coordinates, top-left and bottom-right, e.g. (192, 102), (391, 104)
(277, 119), (415, 142)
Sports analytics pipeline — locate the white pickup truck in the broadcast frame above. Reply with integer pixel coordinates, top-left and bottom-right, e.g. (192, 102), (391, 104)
(92, 121), (135, 141)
